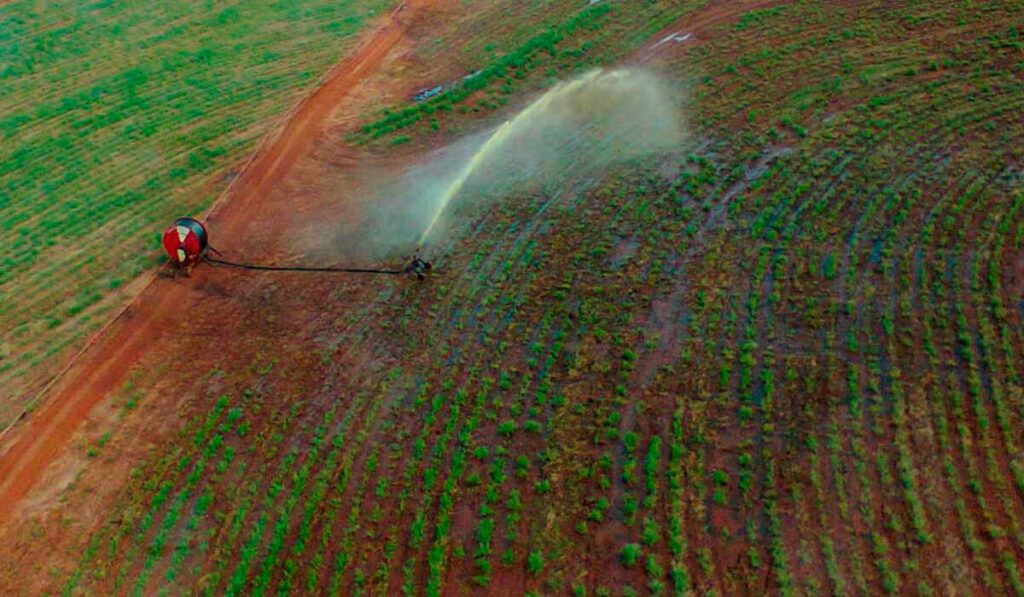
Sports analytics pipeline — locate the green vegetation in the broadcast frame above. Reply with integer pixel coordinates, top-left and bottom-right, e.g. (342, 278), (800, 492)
(352, 0), (699, 146)
(0, 0), (391, 425)
(19, 0), (1024, 595)
(621, 543), (641, 567)
(354, 2), (613, 142)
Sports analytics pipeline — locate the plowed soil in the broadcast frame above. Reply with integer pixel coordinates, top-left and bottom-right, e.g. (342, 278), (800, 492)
(0, 1), (862, 594)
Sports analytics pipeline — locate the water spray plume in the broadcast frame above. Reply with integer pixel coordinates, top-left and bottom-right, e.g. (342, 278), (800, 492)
(418, 120), (513, 245)
(415, 69), (620, 247)
(309, 67), (683, 261)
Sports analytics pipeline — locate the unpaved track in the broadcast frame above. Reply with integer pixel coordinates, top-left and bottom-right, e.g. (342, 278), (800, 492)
(208, 3), (413, 244)
(0, 0), (429, 526)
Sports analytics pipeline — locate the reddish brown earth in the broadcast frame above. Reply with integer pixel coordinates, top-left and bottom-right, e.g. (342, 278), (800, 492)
(0, 1), (801, 593)
(0, 0), (435, 529)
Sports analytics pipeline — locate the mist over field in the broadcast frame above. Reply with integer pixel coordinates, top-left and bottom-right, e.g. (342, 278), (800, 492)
(313, 68), (684, 261)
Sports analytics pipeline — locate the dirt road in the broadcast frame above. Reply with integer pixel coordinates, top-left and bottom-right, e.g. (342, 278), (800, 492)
(0, 0), (428, 527)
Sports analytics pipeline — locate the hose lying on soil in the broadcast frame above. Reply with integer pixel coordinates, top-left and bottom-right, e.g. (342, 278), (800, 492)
(203, 254), (406, 275)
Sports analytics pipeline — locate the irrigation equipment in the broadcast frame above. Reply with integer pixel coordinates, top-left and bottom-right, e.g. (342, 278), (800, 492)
(161, 217), (430, 278)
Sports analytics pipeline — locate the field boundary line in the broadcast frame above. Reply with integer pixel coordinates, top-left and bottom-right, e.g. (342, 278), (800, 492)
(0, 268), (163, 446)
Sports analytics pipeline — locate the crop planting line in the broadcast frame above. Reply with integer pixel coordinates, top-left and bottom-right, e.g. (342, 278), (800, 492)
(382, 202), (562, 590)
(949, 229), (1024, 568)
(914, 170), (1007, 586)
(259, 379), (382, 592)
(114, 397), (233, 588)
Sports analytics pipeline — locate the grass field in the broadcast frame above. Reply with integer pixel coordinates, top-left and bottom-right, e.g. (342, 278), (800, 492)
(3, 0), (1024, 594)
(0, 0), (392, 425)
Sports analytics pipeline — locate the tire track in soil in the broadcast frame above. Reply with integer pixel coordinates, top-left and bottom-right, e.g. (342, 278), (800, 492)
(0, 0), (432, 528)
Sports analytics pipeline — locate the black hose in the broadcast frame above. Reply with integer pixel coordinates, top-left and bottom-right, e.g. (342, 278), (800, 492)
(203, 254), (405, 275)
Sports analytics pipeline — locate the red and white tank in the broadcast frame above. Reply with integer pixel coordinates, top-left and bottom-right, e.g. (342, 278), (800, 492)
(162, 217), (208, 267)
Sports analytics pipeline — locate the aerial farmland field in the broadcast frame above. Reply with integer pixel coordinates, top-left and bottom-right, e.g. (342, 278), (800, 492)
(0, 0), (1022, 595)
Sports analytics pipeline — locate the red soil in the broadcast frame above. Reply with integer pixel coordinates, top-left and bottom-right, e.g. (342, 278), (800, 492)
(0, 0), (432, 528)
(0, 1), (796, 593)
